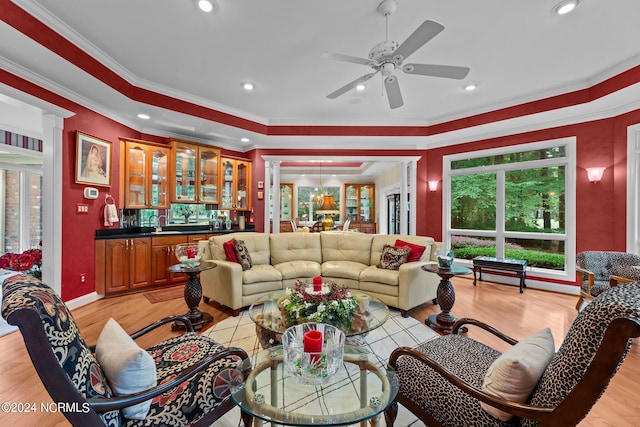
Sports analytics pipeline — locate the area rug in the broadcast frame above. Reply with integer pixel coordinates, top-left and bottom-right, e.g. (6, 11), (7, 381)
(143, 286), (184, 304)
(204, 309), (437, 427)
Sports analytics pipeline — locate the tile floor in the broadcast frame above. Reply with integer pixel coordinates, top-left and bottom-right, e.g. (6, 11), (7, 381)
(205, 309), (437, 426)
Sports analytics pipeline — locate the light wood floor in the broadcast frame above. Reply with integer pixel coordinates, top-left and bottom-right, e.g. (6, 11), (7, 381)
(0, 277), (638, 426)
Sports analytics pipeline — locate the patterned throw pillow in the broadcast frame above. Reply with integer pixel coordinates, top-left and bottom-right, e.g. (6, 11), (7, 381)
(232, 238), (252, 270)
(377, 244), (411, 270)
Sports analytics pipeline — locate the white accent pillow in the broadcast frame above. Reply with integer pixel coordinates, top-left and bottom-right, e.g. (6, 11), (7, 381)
(481, 327), (555, 421)
(96, 318), (157, 420)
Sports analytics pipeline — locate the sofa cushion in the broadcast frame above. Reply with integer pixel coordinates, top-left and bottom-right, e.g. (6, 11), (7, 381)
(395, 239), (427, 262)
(378, 244), (411, 270)
(360, 265), (399, 286)
(232, 239), (252, 271)
(370, 235), (434, 266)
(322, 260), (368, 280)
(481, 328), (555, 421)
(96, 318), (157, 420)
(242, 264), (282, 285)
(274, 260), (321, 280)
(270, 233), (322, 265)
(321, 231), (373, 265)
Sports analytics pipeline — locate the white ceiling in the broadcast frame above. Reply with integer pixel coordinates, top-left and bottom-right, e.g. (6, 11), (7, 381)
(3, 0), (640, 163)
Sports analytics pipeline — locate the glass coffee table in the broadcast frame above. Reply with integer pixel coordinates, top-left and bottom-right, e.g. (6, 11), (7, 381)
(249, 289), (390, 348)
(231, 345), (398, 426)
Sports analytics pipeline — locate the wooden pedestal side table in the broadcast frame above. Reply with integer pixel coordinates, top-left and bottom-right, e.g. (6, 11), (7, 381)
(422, 264), (471, 335)
(167, 261), (216, 331)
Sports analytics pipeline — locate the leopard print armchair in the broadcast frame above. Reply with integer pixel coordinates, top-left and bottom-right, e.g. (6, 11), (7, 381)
(1, 275), (252, 427)
(386, 281), (640, 427)
(575, 251), (640, 310)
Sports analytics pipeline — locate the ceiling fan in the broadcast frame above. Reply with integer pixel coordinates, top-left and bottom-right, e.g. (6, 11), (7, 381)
(322, 0), (470, 109)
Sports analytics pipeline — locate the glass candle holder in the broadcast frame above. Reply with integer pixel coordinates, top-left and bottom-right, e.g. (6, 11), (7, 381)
(282, 323), (345, 385)
(174, 243), (203, 268)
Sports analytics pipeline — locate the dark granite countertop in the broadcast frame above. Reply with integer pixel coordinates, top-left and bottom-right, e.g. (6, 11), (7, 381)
(95, 225), (256, 240)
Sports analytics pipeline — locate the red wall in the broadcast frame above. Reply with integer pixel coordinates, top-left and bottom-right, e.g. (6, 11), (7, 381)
(3, 67), (640, 300)
(421, 115), (635, 253)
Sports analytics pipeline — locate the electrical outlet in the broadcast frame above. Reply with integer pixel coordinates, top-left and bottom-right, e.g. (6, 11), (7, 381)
(80, 273), (86, 283)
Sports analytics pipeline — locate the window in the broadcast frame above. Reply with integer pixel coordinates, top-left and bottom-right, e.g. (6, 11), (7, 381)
(0, 165), (42, 253)
(444, 139), (575, 278)
(297, 186), (340, 224)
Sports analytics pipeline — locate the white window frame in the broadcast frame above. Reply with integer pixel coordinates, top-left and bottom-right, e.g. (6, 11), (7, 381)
(0, 155), (43, 253)
(442, 137), (576, 284)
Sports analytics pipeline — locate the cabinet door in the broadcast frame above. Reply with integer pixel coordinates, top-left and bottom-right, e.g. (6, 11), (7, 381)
(280, 184), (293, 220)
(129, 239), (151, 289)
(359, 185), (374, 222)
(220, 159), (235, 209)
(149, 146), (170, 208)
(105, 239), (129, 293)
(236, 160), (250, 210)
(151, 236), (186, 286)
(174, 143), (197, 202)
(344, 185), (358, 220)
(125, 144), (147, 208)
(199, 147), (219, 203)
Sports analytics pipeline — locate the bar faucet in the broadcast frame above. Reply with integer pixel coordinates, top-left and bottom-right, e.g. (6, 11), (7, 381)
(156, 214), (167, 232)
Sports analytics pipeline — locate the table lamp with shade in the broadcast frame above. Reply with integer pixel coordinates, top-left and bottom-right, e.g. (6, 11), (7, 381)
(316, 194), (340, 231)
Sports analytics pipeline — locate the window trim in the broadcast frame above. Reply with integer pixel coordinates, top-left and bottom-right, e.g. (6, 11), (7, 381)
(442, 137), (576, 283)
(0, 160), (43, 253)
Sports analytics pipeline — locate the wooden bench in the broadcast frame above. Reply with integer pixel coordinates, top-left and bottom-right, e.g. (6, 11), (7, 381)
(472, 256), (527, 293)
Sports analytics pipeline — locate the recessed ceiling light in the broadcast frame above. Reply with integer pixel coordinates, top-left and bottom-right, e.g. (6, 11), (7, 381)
(242, 82), (254, 91)
(197, 0), (218, 13)
(241, 137), (250, 143)
(355, 84), (366, 91)
(137, 113), (150, 120)
(554, 0), (579, 15)
(463, 83), (477, 92)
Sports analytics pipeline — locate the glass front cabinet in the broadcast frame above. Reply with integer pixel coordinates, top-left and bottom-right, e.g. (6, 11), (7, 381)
(220, 158), (251, 211)
(124, 140), (170, 209)
(172, 140), (220, 204)
(280, 183), (294, 221)
(343, 183), (375, 222)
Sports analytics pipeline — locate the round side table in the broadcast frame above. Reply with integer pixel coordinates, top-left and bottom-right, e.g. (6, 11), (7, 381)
(422, 264), (471, 335)
(167, 261), (216, 331)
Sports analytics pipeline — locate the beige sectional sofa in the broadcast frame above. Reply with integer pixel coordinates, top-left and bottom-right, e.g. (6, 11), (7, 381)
(199, 231), (441, 317)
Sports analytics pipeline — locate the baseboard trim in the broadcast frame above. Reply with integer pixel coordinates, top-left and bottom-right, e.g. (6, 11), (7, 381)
(65, 291), (103, 310)
(473, 272), (579, 295)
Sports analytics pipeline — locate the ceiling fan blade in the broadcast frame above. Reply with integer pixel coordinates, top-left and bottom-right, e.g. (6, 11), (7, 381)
(403, 63), (470, 79)
(384, 75), (403, 109)
(326, 73), (376, 99)
(393, 20), (445, 62)
(321, 51), (373, 67)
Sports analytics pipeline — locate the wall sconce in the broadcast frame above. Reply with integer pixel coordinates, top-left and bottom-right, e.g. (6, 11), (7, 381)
(586, 167), (606, 183)
(428, 180), (439, 192)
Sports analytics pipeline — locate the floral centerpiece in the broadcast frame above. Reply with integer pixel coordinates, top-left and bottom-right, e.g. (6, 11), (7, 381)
(0, 248), (42, 279)
(279, 280), (358, 330)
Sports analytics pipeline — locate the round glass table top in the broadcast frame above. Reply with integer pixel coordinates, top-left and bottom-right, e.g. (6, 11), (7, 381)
(249, 288), (390, 338)
(231, 345), (399, 426)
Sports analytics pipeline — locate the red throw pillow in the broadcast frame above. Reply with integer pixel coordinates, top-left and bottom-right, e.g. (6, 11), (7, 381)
(223, 240), (238, 263)
(395, 239), (427, 263)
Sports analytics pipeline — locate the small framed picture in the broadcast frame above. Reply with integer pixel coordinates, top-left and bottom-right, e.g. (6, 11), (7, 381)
(75, 131), (112, 187)
(257, 180), (264, 189)
(257, 191), (264, 200)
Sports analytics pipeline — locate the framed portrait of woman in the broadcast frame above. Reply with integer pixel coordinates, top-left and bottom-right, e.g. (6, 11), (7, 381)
(75, 131), (112, 187)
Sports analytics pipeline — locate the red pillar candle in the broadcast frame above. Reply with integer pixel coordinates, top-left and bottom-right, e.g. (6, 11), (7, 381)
(312, 276), (322, 292)
(303, 329), (323, 362)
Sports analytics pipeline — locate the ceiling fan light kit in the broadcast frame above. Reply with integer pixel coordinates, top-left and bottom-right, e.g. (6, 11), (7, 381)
(323, 0), (470, 109)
